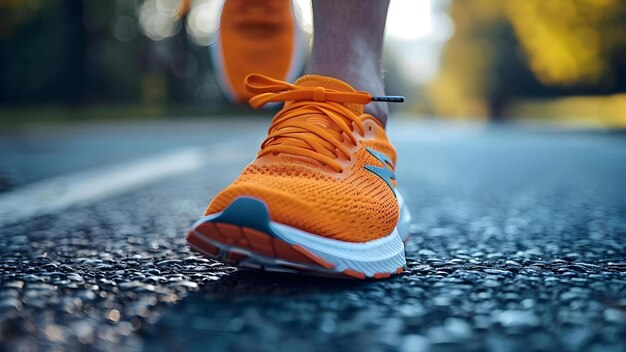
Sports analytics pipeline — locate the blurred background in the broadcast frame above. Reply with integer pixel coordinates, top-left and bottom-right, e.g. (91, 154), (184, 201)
(2, 3), (626, 351)
(1, 0), (625, 126)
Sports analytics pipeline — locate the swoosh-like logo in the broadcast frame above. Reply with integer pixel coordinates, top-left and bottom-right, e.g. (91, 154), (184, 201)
(364, 147), (396, 196)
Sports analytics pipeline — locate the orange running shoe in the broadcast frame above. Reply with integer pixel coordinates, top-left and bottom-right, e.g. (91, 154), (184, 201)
(211, 0), (305, 103)
(186, 74), (411, 279)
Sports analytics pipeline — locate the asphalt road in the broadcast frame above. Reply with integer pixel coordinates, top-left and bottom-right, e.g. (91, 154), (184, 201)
(1, 117), (625, 352)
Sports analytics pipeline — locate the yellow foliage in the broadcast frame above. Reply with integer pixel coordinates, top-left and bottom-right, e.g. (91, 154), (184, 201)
(427, 0), (626, 120)
(506, 0), (622, 86)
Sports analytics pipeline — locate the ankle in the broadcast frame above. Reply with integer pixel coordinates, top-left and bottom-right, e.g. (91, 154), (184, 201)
(305, 45), (388, 125)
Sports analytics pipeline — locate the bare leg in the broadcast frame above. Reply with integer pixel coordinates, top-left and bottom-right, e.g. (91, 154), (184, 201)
(307, 0), (390, 124)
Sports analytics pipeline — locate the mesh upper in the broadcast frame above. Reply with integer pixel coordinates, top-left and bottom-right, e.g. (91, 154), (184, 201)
(205, 76), (400, 243)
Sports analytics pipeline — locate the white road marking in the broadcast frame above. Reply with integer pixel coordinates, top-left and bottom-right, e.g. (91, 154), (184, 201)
(0, 141), (253, 226)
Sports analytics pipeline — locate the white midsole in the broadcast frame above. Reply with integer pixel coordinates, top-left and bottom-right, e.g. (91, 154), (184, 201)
(270, 191), (410, 260)
(210, 29), (237, 102)
(193, 190), (410, 277)
(270, 222), (405, 276)
(210, 0), (306, 103)
(273, 223), (403, 259)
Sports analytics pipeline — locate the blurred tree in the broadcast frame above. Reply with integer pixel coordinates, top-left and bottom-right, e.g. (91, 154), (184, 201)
(428, 0), (626, 120)
(0, 0), (220, 109)
(508, 0), (626, 87)
(0, 1), (85, 104)
(0, 0), (42, 37)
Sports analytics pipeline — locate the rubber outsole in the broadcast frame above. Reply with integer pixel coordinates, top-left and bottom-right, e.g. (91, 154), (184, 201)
(186, 197), (407, 279)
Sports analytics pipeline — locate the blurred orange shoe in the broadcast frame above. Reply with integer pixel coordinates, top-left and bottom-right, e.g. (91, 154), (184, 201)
(211, 0), (305, 104)
(186, 74), (411, 279)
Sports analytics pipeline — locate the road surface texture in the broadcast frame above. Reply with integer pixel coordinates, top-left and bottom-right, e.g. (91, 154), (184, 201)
(1, 117), (625, 352)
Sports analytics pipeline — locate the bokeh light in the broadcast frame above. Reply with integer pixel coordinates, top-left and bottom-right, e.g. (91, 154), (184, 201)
(138, 0), (181, 41)
(385, 0), (454, 86)
(185, 0), (223, 46)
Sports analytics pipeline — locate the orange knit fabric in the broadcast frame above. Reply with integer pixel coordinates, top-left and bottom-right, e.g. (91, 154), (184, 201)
(206, 74), (399, 242)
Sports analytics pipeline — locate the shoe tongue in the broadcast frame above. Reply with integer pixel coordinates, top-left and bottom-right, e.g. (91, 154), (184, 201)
(266, 75), (367, 167)
(283, 75), (362, 146)
(294, 75), (365, 116)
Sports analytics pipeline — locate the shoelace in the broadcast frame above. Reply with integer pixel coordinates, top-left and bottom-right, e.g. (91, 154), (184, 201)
(245, 74), (403, 173)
